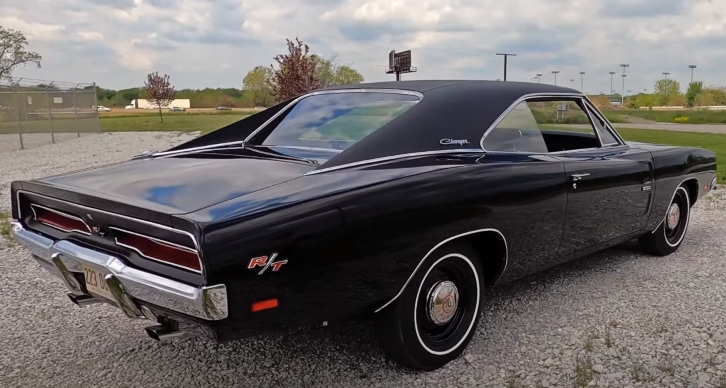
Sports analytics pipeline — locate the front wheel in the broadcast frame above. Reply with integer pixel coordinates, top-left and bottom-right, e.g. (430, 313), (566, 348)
(639, 185), (691, 256)
(374, 243), (484, 371)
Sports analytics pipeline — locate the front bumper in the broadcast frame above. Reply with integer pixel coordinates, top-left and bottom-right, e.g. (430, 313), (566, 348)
(10, 221), (228, 321)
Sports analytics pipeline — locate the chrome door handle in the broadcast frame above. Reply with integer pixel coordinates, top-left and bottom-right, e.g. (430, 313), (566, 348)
(570, 173), (590, 181)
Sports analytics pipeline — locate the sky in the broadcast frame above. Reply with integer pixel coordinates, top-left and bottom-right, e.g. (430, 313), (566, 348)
(2, 0), (725, 95)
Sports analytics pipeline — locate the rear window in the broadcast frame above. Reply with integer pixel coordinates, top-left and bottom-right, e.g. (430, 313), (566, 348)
(260, 92), (420, 151)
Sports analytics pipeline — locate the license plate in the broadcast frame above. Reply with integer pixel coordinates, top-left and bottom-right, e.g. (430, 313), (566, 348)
(81, 263), (115, 301)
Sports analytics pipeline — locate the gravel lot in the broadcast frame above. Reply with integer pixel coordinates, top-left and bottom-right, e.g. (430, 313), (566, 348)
(1, 132), (726, 388)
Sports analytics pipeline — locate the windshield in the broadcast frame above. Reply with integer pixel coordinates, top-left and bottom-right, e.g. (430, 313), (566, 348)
(260, 91), (421, 151)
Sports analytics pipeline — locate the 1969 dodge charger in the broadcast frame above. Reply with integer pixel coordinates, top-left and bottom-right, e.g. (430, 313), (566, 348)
(9, 80), (717, 370)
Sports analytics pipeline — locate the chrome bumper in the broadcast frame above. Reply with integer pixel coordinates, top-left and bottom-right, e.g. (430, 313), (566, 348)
(10, 221), (228, 321)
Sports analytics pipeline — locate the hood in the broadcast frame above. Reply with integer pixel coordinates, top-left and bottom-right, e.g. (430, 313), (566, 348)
(31, 156), (317, 215)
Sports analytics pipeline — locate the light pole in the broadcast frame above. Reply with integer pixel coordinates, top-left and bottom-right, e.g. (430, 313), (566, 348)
(579, 71), (585, 92)
(621, 74), (627, 105)
(496, 53), (516, 81)
(536, 73), (543, 83)
(689, 65), (697, 83)
(609, 71), (615, 98)
(552, 70), (559, 85)
(663, 72), (670, 80)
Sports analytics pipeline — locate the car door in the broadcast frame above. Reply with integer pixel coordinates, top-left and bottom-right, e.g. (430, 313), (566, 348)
(550, 100), (655, 258)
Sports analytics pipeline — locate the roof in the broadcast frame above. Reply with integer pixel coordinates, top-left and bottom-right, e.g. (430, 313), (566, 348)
(167, 80), (585, 166)
(317, 80), (583, 169)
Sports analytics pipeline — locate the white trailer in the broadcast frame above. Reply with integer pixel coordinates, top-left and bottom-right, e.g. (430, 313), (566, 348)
(125, 99), (191, 109)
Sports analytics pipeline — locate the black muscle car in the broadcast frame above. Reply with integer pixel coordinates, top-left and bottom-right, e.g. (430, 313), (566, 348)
(9, 80), (717, 371)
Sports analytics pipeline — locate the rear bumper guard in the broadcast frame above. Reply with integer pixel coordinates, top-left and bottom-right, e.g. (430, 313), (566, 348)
(10, 221), (228, 321)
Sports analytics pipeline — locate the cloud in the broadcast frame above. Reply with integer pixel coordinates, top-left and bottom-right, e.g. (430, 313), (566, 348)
(1, 0), (725, 94)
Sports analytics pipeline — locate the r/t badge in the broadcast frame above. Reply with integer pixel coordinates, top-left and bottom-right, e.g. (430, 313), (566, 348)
(247, 253), (288, 275)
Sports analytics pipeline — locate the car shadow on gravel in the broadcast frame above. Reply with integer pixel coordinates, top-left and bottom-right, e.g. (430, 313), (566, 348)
(170, 238), (648, 379)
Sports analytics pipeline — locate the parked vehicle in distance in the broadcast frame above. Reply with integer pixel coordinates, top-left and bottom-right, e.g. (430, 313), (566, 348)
(169, 106), (185, 112)
(92, 105), (111, 112)
(216, 106), (232, 110)
(9, 80), (717, 371)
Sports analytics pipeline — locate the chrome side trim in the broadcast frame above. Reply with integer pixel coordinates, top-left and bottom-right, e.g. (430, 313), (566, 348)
(30, 203), (92, 235)
(374, 228), (508, 313)
(650, 177), (699, 233)
(265, 145), (345, 153)
(11, 222), (227, 320)
(303, 149), (485, 176)
(151, 88), (424, 158)
(110, 227), (203, 274)
(16, 190), (199, 250)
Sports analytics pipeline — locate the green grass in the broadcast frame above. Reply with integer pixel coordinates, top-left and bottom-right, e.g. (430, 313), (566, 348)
(99, 114), (249, 134)
(0, 211), (12, 238)
(0, 114), (250, 135)
(618, 127), (726, 182)
(603, 109), (726, 124)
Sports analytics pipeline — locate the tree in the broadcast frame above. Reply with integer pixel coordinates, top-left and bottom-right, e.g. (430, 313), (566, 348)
(243, 66), (274, 107)
(270, 37), (322, 102)
(653, 79), (681, 106)
(313, 54), (364, 87)
(334, 65), (364, 85)
(685, 81), (703, 107)
(144, 72), (176, 123)
(0, 26), (42, 81)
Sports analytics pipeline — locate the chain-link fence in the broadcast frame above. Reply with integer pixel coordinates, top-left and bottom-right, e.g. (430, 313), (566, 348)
(0, 77), (101, 152)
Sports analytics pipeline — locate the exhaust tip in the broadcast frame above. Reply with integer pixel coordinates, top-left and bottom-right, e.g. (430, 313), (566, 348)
(145, 324), (187, 341)
(68, 293), (101, 306)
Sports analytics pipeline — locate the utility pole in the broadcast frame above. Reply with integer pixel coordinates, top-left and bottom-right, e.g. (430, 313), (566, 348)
(496, 53), (516, 81)
(619, 64), (629, 106)
(552, 70), (559, 85)
(663, 72), (670, 80)
(688, 65), (697, 84)
(579, 71), (585, 92)
(536, 73), (543, 83)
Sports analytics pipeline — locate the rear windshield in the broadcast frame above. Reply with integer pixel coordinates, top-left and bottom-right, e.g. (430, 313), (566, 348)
(260, 91), (421, 151)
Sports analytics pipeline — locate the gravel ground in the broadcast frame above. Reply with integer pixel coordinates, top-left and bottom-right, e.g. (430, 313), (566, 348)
(1, 132), (726, 387)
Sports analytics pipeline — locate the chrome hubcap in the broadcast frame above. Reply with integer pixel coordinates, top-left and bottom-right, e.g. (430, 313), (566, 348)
(427, 280), (459, 325)
(666, 203), (681, 230)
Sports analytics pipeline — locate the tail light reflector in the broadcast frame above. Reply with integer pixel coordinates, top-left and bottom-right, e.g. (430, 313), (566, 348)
(252, 299), (279, 312)
(111, 228), (202, 273)
(30, 204), (91, 235)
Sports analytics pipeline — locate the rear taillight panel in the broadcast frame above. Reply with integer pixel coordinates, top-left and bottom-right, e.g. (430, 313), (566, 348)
(111, 227), (203, 273)
(30, 204), (92, 235)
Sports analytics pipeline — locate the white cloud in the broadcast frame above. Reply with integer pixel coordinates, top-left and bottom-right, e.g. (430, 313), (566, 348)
(2, 0), (725, 95)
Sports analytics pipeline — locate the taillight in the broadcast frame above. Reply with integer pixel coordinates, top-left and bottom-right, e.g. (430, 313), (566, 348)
(111, 227), (202, 273)
(30, 204), (91, 235)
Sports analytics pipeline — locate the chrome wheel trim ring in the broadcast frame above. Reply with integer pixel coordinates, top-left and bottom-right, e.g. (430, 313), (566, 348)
(666, 202), (680, 230)
(427, 280), (459, 325)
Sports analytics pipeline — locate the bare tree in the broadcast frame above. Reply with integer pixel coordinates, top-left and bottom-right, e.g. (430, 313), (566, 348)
(269, 37), (322, 102)
(144, 72), (176, 123)
(0, 26), (43, 81)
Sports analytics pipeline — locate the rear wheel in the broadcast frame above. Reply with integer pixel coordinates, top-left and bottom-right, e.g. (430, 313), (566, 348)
(639, 185), (691, 256)
(374, 243), (483, 371)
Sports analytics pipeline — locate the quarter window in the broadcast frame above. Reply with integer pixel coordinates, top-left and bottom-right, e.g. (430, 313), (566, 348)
(482, 99), (605, 153)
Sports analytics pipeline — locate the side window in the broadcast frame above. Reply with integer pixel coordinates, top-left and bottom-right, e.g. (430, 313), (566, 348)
(482, 99), (603, 153)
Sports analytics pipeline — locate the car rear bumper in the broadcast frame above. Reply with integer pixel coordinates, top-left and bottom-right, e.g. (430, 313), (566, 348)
(10, 221), (228, 321)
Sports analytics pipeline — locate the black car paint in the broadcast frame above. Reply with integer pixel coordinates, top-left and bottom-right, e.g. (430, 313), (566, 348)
(9, 81), (717, 342)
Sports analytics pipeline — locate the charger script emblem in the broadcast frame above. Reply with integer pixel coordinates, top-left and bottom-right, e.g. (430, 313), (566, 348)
(440, 138), (470, 146)
(248, 253), (288, 275)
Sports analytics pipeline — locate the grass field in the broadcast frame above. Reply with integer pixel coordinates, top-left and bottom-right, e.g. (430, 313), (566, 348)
(602, 109), (726, 124)
(618, 127), (726, 181)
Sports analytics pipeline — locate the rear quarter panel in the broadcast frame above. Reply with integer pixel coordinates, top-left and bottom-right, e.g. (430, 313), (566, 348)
(182, 153), (569, 336)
